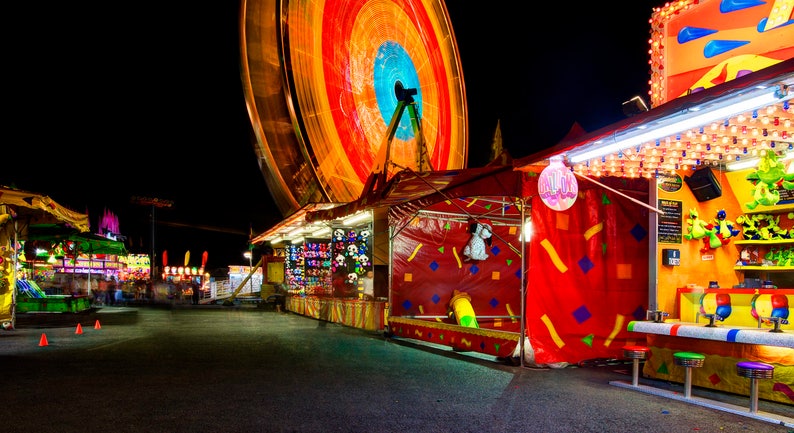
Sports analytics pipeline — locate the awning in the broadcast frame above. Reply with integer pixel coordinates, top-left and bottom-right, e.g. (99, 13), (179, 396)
(250, 202), (341, 245)
(26, 228), (128, 256)
(0, 186), (90, 232)
(513, 59), (794, 171)
(305, 165), (535, 224)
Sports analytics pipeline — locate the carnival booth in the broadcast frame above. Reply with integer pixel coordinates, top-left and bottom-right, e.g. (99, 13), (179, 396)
(0, 186), (91, 327)
(309, 165), (533, 352)
(304, 163), (652, 367)
(513, 1), (794, 407)
(251, 203), (388, 331)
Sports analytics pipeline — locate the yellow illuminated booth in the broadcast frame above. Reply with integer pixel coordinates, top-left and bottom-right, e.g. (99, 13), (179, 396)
(513, 0), (794, 409)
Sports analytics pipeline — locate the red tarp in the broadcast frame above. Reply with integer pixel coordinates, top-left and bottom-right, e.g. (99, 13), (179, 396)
(525, 177), (650, 365)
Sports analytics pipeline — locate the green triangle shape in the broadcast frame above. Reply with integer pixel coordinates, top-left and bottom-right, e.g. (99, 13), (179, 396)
(506, 259), (512, 266)
(602, 243), (607, 255)
(444, 222), (451, 230)
(581, 334), (594, 347)
(484, 204), (492, 210)
(439, 334), (444, 341)
(494, 343), (501, 353)
(602, 193), (611, 205)
(657, 362), (669, 375)
(438, 246), (445, 253)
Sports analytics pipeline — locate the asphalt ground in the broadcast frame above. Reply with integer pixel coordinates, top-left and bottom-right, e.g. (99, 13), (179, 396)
(2, 305), (793, 433)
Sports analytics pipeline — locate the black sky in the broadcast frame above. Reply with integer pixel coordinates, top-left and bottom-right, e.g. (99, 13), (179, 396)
(4, 1), (660, 269)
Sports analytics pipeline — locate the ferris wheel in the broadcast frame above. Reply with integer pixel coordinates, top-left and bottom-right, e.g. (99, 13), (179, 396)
(240, 0), (468, 215)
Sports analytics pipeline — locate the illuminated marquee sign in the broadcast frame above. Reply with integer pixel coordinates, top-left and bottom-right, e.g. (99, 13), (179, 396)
(649, 0), (794, 107)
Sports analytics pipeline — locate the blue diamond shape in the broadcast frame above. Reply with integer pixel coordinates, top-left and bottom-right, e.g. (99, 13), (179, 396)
(573, 305), (591, 324)
(431, 294), (441, 304)
(429, 261), (439, 271)
(578, 256), (595, 274)
(632, 305), (646, 321)
(402, 300), (412, 310)
(469, 265), (480, 274)
(489, 298), (499, 308)
(630, 224), (647, 242)
(491, 245), (501, 256)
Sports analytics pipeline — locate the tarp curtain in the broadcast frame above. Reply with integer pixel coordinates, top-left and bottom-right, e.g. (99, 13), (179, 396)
(525, 177), (650, 365)
(390, 214), (524, 333)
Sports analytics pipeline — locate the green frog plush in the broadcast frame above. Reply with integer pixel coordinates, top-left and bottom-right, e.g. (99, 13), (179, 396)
(745, 149), (794, 210)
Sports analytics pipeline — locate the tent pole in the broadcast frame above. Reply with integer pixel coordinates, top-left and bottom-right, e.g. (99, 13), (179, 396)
(11, 221), (19, 328)
(519, 199), (529, 368)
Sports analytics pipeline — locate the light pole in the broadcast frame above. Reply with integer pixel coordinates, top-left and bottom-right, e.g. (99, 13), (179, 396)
(243, 251), (253, 294)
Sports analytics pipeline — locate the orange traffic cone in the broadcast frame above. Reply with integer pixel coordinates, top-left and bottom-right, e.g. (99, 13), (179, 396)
(94, 320), (101, 330)
(39, 333), (49, 347)
(75, 323), (83, 334)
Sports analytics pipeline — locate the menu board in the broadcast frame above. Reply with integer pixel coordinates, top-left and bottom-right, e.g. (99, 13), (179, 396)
(658, 199), (682, 244)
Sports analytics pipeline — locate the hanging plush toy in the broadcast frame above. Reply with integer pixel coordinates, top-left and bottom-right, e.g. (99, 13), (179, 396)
(463, 219), (493, 261)
(711, 209), (740, 246)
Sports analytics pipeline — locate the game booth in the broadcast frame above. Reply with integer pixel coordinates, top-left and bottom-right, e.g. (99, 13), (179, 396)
(285, 163), (651, 371)
(0, 186), (92, 328)
(511, 1), (794, 412)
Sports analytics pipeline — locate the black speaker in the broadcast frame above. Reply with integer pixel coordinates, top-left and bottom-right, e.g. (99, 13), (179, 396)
(684, 167), (722, 202)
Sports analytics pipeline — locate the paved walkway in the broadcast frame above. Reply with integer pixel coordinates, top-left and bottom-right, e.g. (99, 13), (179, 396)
(2, 306), (792, 433)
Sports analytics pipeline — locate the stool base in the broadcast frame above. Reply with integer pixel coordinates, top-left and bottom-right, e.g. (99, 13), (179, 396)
(608, 381), (794, 428)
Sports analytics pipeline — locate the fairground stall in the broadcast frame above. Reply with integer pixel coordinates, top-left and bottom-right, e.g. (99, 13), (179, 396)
(514, 1), (794, 408)
(302, 162), (652, 367)
(0, 186), (91, 328)
(158, 250), (210, 302)
(252, 203), (388, 331)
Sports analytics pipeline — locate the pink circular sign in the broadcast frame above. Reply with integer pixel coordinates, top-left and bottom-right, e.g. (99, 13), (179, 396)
(539, 158), (578, 211)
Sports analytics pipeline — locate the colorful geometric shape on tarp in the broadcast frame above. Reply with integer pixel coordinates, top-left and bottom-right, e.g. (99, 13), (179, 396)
(578, 256), (595, 274)
(631, 224), (648, 242)
(573, 305), (592, 324)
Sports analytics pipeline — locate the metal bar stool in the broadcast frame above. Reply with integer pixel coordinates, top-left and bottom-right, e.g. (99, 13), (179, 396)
(673, 352), (705, 398)
(736, 361), (775, 413)
(622, 345), (650, 386)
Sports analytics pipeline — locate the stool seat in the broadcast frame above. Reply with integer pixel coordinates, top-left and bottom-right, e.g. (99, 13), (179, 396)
(674, 352), (705, 398)
(736, 361), (774, 379)
(622, 345), (650, 386)
(736, 361), (775, 413)
(674, 351), (705, 368)
(622, 345), (650, 359)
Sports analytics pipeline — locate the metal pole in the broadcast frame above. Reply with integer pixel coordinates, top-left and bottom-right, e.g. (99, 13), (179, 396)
(151, 204), (156, 281)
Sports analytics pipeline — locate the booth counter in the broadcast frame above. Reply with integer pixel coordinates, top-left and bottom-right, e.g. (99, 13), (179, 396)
(628, 320), (794, 405)
(16, 295), (92, 313)
(285, 296), (386, 331)
(386, 316), (520, 358)
(677, 288), (793, 331)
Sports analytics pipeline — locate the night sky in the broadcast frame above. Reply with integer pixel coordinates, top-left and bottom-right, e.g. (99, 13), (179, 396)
(4, 1), (660, 269)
